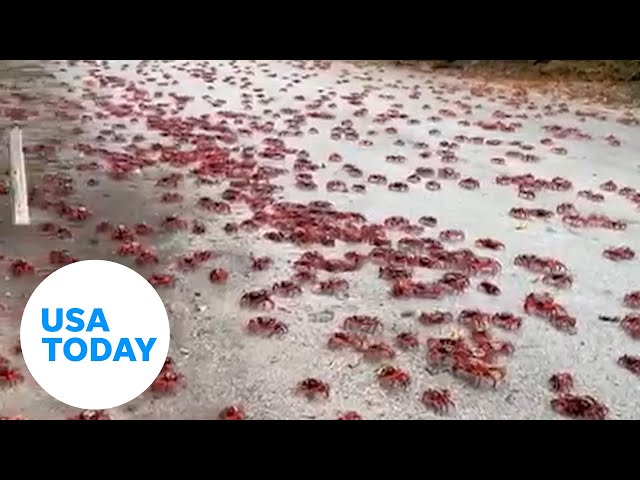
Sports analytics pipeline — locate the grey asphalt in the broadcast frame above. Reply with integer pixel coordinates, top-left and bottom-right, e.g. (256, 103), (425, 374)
(1, 60), (639, 419)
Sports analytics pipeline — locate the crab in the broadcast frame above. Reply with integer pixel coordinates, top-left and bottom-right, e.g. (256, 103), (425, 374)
(136, 249), (159, 266)
(425, 180), (442, 191)
(297, 378), (330, 400)
(116, 241), (142, 256)
(379, 265), (413, 281)
(617, 354), (640, 376)
(151, 358), (183, 393)
(458, 177), (480, 190)
(337, 411), (362, 420)
(209, 268), (229, 284)
(272, 280), (302, 297)
(147, 274), (175, 287)
(192, 220), (206, 234)
(452, 356), (506, 388)
(362, 342), (396, 362)
(326, 180), (348, 192)
(251, 255), (273, 271)
(620, 314), (640, 339)
(327, 331), (366, 351)
(541, 272), (573, 289)
(602, 245), (636, 262)
(477, 281), (501, 296)
(419, 310), (454, 326)
(240, 289), (275, 310)
(421, 388), (455, 414)
(388, 181), (409, 192)
(197, 197), (231, 213)
(490, 312), (522, 331)
(523, 292), (567, 319)
(218, 406), (246, 420)
(67, 410), (112, 420)
(549, 372), (574, 394)
(0, 367), (24, 386)
(9, 259), (34, 277)
(49, 250), (78, 265)
(474, 238), (505, 250)
(376, 365), (411, 389)
(439, 229), (465, 242)
(343, 315), (383, 334)
(622, 290), (640, 310)
(246, 317), (288, 337)
(418, 215), (438, 227)
(110, 224), (135, 241)
(161, 192), (183, 203)
(162, 215), (188, 232)
(395, 332), (420, 350)
(550, 394), (609, 420)
(458, 309), (492, 331)
(312, 278), (349, 296)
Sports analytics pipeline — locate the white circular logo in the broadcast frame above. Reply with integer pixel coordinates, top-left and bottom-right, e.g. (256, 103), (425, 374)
(20, 260), (171, 410)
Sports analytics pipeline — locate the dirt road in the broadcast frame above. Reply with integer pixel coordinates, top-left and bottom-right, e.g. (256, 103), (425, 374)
(1, 60), (640, 420)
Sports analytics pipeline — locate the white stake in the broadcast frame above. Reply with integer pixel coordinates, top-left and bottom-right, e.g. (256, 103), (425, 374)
(7, 126), (30, 225)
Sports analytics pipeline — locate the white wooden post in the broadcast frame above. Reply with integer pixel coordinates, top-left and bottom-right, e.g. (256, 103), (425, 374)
(7, 126), (30, 225)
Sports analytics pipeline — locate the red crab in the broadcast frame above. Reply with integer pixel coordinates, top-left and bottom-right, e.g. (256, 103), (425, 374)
(477, 281), (501, 296)
(388, 181), (409, 192)
(161, 192), (183, 203)
(550, 394), (608, 420)
(623, 291), (640, 309)
(327, 332), (366, 351)
(421, 388), (455, 414)
(617, 355), (640, 376)
(147, 274), (175, 287)
(192, 220), (206, 234)
(419, 311), (453, 325)
(312, 278), (349, 295)
(458, 309), (492, 330)
(418, 215), (438, 227)
(218, 406), (246, 420)
(425, 180), (442, 191)
(376, 365), (411, 389)
(251, 255), (272, 271)
(458, 177), (480, 190)
(603, 246), (635, 261)
(363, 342), (396, 362)
(621, 314), (640, 339)
(49, 250), (78, 265)
(541, 272), (573, 289)
(151, 357), (182, 393)
(379, 265), (413, 281)
(136, 249), (159, 266)
(198, 197), (231, 213)
(549, 372), (574, 394)
(116, 241), (142, 256)
(135, 223), (155, 236)
(246, 317), (288, 337)
(272, 280), (302, 297)
(452, 356), (507, 388)
(110, 224), (135, 241)
(240, 289), (275, 310)
(337, 411), (362, 420)
(474, 238), (505, 250)
(9, 259), (34, 277)
(297, 378), (330, 400)
(395, 332), (420, 350)
(491, 312), (522, 331)
(0, 367), (24, 386)
(162, 215), (188, 232)
(67, 410), (111, 420)
(368, 174), (388, 185)
(439, 229), (465, 242)
(343, 315), (383, 334)
(326, 180), (348, 192)
(209, 268), (229, 284)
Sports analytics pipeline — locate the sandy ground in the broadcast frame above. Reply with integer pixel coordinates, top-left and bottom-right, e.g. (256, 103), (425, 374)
(1, 60), (640, 420)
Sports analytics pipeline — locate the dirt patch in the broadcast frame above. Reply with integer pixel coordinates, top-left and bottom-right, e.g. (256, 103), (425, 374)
(384, 61), (640, 107)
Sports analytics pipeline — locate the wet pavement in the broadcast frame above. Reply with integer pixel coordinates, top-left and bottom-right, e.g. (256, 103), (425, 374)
(1, 60), (640, 420)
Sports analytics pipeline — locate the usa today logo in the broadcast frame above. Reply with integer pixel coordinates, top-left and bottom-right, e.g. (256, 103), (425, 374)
(20, 260), (170, 410)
